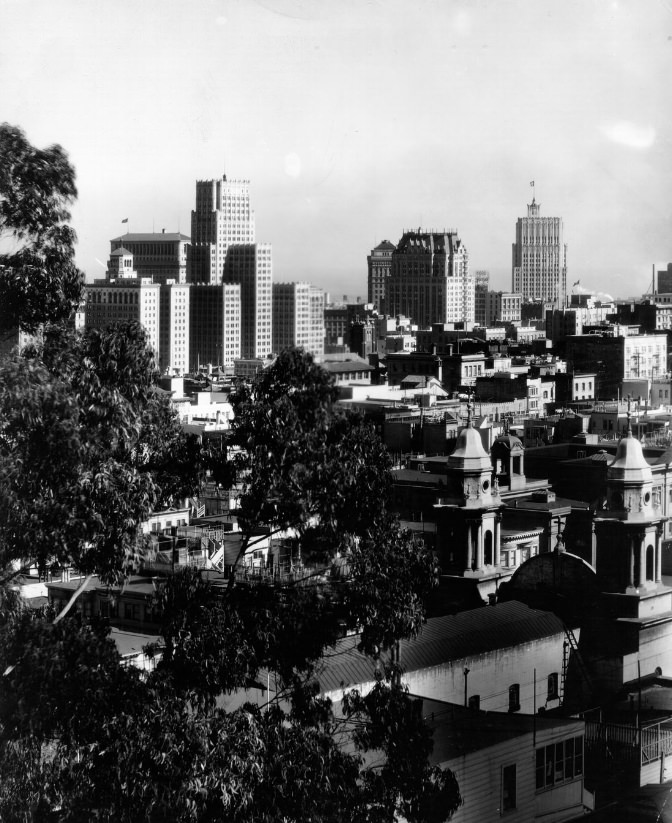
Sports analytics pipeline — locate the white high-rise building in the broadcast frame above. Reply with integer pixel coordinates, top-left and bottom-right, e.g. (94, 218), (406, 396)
(84, 277), (161, 358)
(159, 282), (190, 375)
(388, 230), (473, 328)
(273, 282), (325, 357)
(189, 176), (255, 284)
(224, 244), (272, 359)
(512, 199), (567, 306)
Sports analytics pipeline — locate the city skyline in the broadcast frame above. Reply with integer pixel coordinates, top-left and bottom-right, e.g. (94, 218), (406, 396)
(2, 0), (671, 299)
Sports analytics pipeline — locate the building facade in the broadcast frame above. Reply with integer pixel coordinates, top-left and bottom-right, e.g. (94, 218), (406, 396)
(485, 291), (522, 326)
(188, 176), (255, 284)
(84, 278), (161, 356)
(512, 200), (567, 306)
(110, 232), (189, 283)
(566, 333), (667, 398)
(367, 240), (396, 312)
(189, 283), (241, 370)
(223, 243), (272, 359)
(387, 230), (473, 329)
(272, 282), (325, 356)
(158, 282), (190, 375)
(474, 270), (489, 326)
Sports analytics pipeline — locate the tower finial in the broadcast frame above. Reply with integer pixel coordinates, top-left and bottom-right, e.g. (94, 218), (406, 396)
(467, 392), (474, 428)
(626, 396), (633, 436)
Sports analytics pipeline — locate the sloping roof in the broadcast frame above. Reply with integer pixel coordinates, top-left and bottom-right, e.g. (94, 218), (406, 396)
(110, 628), (161, 659)
(316, 601), (566, 696)
(373, 240), (396, 252)
(421, 697), (582, 761)
(322, 360), (373, 374)
(110, 247), (132, 256)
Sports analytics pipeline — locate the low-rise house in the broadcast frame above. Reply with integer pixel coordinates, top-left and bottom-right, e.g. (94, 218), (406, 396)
(423, 697), (594, 822)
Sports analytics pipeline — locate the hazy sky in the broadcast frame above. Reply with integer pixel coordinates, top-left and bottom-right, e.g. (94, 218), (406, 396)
(2, 0), (671, 299)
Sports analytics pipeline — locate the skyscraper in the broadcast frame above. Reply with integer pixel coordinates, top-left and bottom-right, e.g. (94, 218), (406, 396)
(272, 282), (325, 357)
(512, 199), (567, 306)
(189, 176), (255, 284)
(367, 240), (396, 312)
(474, 270), (489, 326)
(189, 283), (241, 370)
(387, 230), (473, 328)
(223, 243), (272, 359)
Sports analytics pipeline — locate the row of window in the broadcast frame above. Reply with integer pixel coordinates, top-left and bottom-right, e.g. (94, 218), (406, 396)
(499, 733), (583, 814)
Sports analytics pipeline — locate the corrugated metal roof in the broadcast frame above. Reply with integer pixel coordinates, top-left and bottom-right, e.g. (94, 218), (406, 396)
(316, 601), (565, 696)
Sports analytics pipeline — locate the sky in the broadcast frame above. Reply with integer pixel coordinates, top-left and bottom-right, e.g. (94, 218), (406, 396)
(2, 0), (671, 300)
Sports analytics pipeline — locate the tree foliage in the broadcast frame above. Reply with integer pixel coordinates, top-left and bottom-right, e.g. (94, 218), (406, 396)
(0, 123), (83, 335)
(0, 321), (202, 581)
(0, 127), (462, 819)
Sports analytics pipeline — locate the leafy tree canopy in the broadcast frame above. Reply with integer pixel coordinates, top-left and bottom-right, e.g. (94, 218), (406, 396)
(0, 123), (83, 334)
(0, 321), (202, 582)
(0, 124), (461, 820)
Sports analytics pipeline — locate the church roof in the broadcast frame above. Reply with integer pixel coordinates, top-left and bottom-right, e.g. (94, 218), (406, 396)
(448, 423), (492, 473)
(608, 427), (652, 483)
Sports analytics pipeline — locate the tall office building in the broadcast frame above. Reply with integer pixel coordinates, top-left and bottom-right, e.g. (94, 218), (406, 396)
(88, 248), (190, 374)
(387, 230), (473, 329)
(110, 231), (189, 283)
(657, 263), (672, 294)
(189, 283), (241, 370)
(159, 282), (190, 375)
(223, 244), (272, 359)
(474, 270), (490, 326)
(512, 199), (567, 306)
(273, 282), (325, 356)
(367, 240), (396, 313)
(189, 176), (255, 284)
(84, 277), (161, 359)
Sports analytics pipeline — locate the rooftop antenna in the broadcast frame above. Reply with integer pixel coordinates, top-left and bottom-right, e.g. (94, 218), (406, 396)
(530, 179), (536, 202)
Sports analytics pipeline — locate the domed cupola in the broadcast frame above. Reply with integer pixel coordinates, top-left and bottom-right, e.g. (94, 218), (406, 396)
(448, 398), (497, 507)
(606, 405), (653, 517)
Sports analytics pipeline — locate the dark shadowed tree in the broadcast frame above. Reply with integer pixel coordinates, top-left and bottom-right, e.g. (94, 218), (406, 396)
(0, 123), (84, 335)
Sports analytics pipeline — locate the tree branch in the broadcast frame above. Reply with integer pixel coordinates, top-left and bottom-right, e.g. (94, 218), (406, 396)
(53, 574), (93, 624)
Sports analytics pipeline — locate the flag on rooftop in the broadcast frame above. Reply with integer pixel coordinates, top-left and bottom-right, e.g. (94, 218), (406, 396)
(121, 218), (128, 224)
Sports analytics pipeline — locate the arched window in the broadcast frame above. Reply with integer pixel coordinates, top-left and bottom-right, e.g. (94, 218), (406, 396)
(646, 544), (655, 581)
(484, 530), (493, 565)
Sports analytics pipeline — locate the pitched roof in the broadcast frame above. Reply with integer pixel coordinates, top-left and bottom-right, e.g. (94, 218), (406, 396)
(316, 601), (566, 696)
